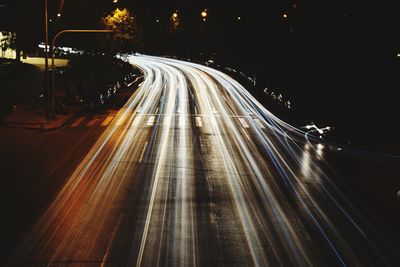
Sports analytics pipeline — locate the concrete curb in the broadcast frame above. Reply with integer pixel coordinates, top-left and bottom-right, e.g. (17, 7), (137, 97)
(1, 113), (76, 132)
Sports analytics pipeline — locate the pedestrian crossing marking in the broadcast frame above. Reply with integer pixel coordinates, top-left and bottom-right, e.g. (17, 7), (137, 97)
(68, 113), (269, 131)
(254, 118), (265, 129)
(146, 116), (155, 126)
(101, 116), (114, 126)
(86, 118), (99, 127)
(239, 118), (250, 128)
(70, 117), (85, 128)
(116, 115), (128, 126)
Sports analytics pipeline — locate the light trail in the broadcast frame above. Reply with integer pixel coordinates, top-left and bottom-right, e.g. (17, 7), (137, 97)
(11, 55), (398, 266)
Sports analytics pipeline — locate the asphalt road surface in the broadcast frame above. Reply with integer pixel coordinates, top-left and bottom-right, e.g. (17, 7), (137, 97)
(4, 55), (400, 266)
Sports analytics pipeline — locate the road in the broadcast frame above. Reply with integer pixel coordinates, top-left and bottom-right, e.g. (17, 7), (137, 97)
(4, 55), (400, 266)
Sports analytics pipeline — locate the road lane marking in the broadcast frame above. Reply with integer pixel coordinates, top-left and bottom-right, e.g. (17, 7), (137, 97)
(254, 118), (266, 129)
(195, 116), (202, 128)
(70, 117), (85, 128)
(162, 115), (172, 126)
(100, 214), (123, 267)
(239, 118), (250, 128)
(138, 141), (149, 163)
(146, 116), (155, 126)
(86, 118), (99, 127)
(101, 116), (114, 126)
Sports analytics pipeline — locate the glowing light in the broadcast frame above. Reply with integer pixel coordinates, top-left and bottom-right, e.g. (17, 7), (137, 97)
(303, 123), (332, 135)
(15, 54), (369, 267)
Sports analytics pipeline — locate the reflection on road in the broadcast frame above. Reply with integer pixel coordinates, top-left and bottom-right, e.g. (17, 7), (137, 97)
(13, 55), (398, 266)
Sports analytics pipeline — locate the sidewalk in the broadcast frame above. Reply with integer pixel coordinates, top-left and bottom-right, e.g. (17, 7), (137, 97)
(2, 104), (78, 131)
(1, 56), (75, 131)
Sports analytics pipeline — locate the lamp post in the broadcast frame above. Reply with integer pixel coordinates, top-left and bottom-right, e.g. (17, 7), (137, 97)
(44, 0), (50, 118)
(50, 29), (112, 117)
(201, 10), (208, 22)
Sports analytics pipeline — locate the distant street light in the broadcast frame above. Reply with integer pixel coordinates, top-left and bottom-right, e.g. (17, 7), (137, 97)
(283, 13), (288, 18)
(201, 9), (208, 22)
(57, 13), (61, 18)
(169, 11), (181, 31)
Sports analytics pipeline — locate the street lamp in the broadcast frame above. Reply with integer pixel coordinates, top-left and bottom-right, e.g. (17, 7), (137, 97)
(201, 11), (207, 18)
(44, 0), (50, 118)
(201, 9), (208, 22)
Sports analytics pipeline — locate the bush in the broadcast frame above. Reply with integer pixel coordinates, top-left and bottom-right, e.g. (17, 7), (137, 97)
(64, 54), (135, 109)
